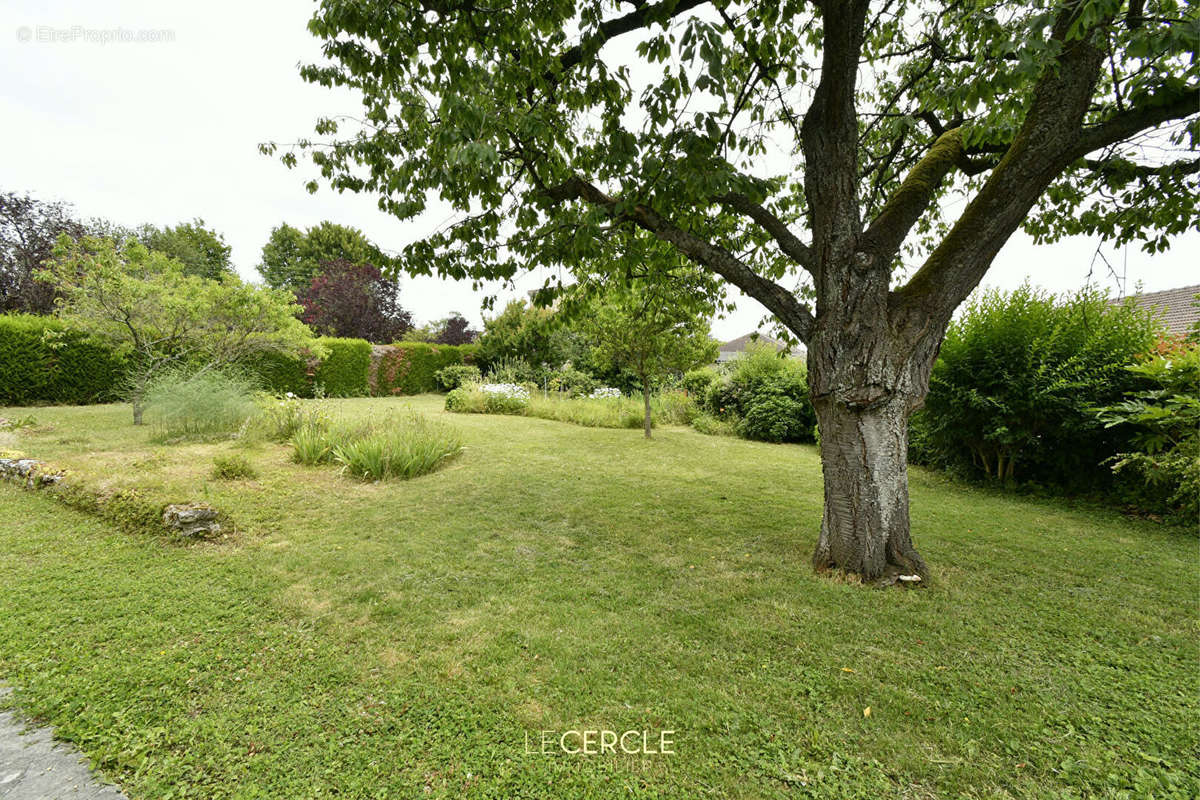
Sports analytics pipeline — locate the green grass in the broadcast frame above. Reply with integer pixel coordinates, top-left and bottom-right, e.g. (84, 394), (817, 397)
(448, 387), (698, 429)
(1, 396), (1197, 799)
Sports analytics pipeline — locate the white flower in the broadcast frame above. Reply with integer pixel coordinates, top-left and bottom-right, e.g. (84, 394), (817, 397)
(481, 383), (530, 400)
(590, 387), (621, 399)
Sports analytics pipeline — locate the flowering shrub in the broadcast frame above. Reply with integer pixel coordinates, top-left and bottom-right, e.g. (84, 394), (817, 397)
(445, 383), (530, 415)
(590, 386), (621, 399)
(481, 383), (529, 399)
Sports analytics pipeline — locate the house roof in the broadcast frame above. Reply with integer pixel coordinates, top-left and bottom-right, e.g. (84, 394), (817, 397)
(719, 332), (788, 353)
(1122, 285), (1200, 337)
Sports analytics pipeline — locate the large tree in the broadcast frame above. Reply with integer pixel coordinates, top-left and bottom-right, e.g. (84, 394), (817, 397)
(258, 221), (396, 293)
(296, 258), (413, 342)
(0, 191), (85, 314)
(139, 218), (235, 282)
(273, 0), (1199, 582)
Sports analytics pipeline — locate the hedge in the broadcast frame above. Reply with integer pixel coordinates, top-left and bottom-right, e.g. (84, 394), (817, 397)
(243, 348), (312, 396)
(2, 312), (475, 405)
(0, 314), (126, 405)
(371, 342), (478, 395)
(313, 337), (372, 397)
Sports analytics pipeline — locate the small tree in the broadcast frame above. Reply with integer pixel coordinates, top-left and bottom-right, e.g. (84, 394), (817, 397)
(584, 277), (717, 438)
(42, 236), (316, 424)
(297, 258), (413, 342)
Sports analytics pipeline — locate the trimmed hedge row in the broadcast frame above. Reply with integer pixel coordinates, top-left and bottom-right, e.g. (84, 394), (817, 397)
(240, 338), (373, 398)
(314, 337), (372, 397)
(371, 342), (478, 396)
(0, 314), (126, 405)
(2, 313), (476, 405)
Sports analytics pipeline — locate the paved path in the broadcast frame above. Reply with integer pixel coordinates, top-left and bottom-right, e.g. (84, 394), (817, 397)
(0, 689), (128, 800)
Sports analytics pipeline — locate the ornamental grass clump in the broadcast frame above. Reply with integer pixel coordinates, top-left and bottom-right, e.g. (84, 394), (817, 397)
(144, 367), (258, 442)
(331, 415), (463, 481)
(289, 411), (462, 481)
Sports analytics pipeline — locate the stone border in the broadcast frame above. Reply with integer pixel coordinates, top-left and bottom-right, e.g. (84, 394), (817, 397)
(0, 456), (225, 540)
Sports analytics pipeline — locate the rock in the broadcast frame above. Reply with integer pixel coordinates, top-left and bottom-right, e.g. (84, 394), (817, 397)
(162, 504), (221, 538)
(0, 457), (64, 488)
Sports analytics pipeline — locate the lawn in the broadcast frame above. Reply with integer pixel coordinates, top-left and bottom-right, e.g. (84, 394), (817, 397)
(1, 396), (1196, 799)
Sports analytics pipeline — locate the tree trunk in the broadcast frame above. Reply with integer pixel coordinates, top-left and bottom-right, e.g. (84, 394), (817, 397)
(132, 396), (145, 426)
(642, 381), (652, 439)
(804, 263), (941, 584)
(811, 394), (928, 583)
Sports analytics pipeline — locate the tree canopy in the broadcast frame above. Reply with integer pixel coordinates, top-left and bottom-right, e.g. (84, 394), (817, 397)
(258, 221), (396, 292)
(42, 236), (315, 424)
(1, 191), (85, 314)
(139, 218), (235, 282)
(297, 258), (413, 342)
(276, 0), (1197, 323)
(274, 0), (1198, 582)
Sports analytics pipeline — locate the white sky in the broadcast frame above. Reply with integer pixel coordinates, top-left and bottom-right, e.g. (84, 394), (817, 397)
(2, 0), (1195, 340)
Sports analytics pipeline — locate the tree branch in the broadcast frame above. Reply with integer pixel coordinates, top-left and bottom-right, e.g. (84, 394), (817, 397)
(1071, 84), (1200, 159)
(1083, 155), (1200, 179)
(861, 128), (964, 262)
(894, 4), (1115, 327)
(545, 177), (816, 340)
(555, 0), (709, 74)
(715, 192), (816, 274)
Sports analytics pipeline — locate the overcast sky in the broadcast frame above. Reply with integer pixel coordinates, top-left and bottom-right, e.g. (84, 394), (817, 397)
(2, 0), (1196, 340)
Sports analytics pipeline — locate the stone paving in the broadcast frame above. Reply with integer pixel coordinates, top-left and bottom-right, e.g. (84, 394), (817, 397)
(0, 689), (128, 800)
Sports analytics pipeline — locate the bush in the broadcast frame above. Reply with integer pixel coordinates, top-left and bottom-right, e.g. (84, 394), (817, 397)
(211, 453), (258, 480)
(313, 337), (372, 397)
(546, 367), (597, 397)
(435, 363), (482, 391)
(243, 348), (313, 397)
(682, 367), (719, 398)
(289, 410), (463, 481)
(1097, 344), (1199, 523)
(703, 344), (816, 442)
(486, 356), (537, 385)
(691, 412), (737, 437)
(0, 314), (126, 405)
(372, 342), (478, 395)
(444, 383), (534, 415)
(739, 395), (811, 443)
(144, 367), (258, 441)
(921, 285), (1161, 489)
(331, 414), (463, 480)
(254, 393), (328, 443)
(653, 389), (701, 425)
